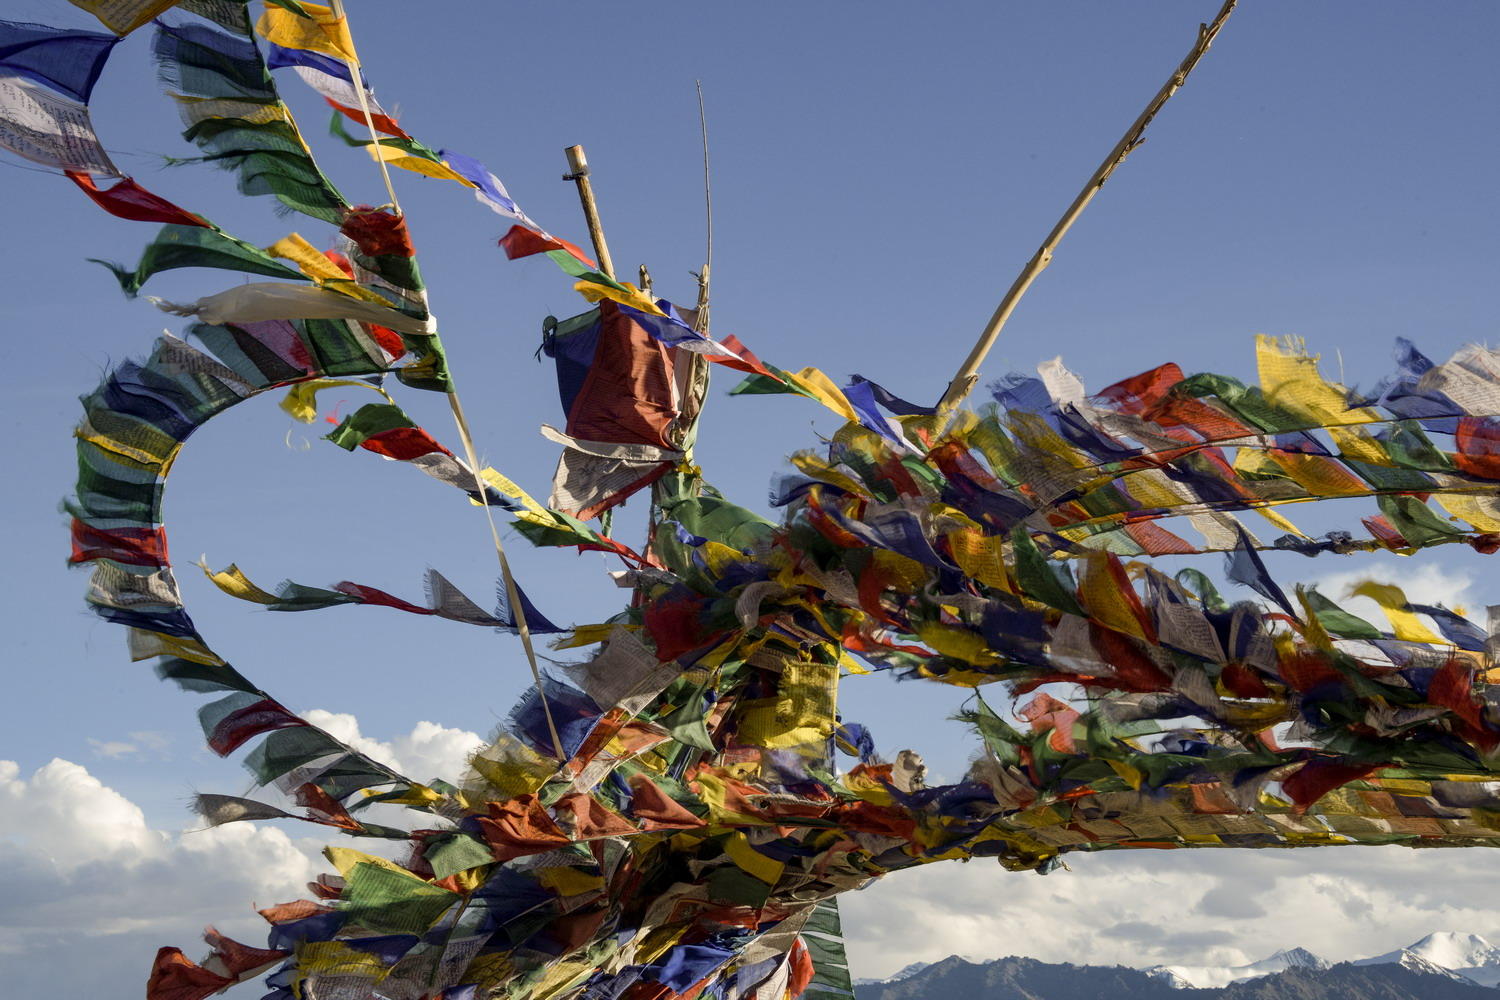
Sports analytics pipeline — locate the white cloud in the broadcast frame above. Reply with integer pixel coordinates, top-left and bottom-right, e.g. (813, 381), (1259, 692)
(86, 739), (138, 760)
(839, 846), (1500, 979)
(0, 758), (322, 996)
(0, 713), (483, 995)
(86, 730), (171, 761)
(301, 709), (485, 784)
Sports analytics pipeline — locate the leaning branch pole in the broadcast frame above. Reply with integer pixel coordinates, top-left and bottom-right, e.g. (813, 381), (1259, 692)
(563, 145), (616, 280)
(936, 0), (1238, 414)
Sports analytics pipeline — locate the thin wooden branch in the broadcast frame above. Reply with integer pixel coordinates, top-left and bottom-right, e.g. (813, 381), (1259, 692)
(936, 0), (1238, 414)
(693, 80), (713, 333)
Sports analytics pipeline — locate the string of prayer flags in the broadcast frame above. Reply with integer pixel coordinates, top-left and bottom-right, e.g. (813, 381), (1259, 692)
(253, 9), (598, 275)
(323, 401), (527, 509)
(201, 562), (565, 632)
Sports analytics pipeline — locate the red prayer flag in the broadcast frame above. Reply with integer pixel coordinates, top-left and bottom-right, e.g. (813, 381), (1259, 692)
(341, 206), (415, 257)
(499, 224), (595, 267)
(1282, 760), (1381, 813)
(627, 774), (707, 830)
(201, 927), (289, 978)
(358, 425), (449, 461)
(146, 947), (234, 1000)
(207, 699), (307, 756)
(70, 521), (169, 567)
(699, 333), (774, 378)
(324, 97), (410, 140)
(67, 172), (209, 228)
(1455, 416), (1500, 480)
(333, 582), (433, 615)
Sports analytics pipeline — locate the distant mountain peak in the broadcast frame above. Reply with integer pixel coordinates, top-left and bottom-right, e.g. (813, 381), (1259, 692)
(1354, 930), (1500, 986)
(1269, 947), (1324, 968)
(1398, 953), (1477, 984)
(851, 960), (932, 987)
(1408, 931), (1500, 965)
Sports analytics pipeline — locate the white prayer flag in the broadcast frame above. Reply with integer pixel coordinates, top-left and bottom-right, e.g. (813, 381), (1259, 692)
(0, 73), (117, 174)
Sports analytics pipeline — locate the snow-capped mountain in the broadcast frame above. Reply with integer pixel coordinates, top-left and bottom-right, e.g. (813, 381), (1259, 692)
(853, 932), (1500, 996)
(1145, 946), (1327, 989)
(853, 961), (931, 987)
(1143, 932), (1500, 990)
(1354, 932), (1500, 986)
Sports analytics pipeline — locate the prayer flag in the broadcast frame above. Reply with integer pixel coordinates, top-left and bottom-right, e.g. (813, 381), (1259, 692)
(66, 171), (208, 226)
(0, 18), (118, 101)
(265, 42), (408, 138)
(69, 0), (182, 36)
(0, 72), (116, 174)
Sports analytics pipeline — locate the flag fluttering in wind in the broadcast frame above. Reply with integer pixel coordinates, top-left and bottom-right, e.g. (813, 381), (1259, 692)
(0, 19), (119, 173)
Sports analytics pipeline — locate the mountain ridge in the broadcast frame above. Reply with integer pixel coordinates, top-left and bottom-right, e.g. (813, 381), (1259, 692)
(854, 932), (1500, 1000)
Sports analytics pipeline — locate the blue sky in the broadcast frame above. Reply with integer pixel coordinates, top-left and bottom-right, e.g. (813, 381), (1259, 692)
(2, 1), (1500, 994)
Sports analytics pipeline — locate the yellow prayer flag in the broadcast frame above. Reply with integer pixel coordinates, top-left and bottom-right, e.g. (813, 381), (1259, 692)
(265, 233), (351, 283)
(1436, 493), (1500, 533)
(915, 621), (1000, 665)
(723, 832), (785, 884)
(325, 846), (411, 878)
(538, 865), (605, 897)
(1078, 553), (1149, 642)
(365, 144), (477, 186)
(1328, 425), (1394, 467)
(198, 561), (280, 605)
(256, 1), (358, 62)
(1349, 581), (1443, 644)
(292, 942), (390, 980)
(128, 628), (224, 666)
(478, 467), (548, 515)
(278, 378), (392, 424)
(265, 234), (393, 303)
(571, 279), (662, 315)
(783, 368), (859, 424)
(1266, 451), (1368, 497)
(69, 0), (180, 35)
(1256, 335), (1379, 426)
(1253, 503), (1305, 538)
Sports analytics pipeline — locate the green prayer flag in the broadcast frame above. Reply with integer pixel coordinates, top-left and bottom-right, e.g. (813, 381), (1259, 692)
(91, 224), (305, 296)
(342, 861), (459, 935)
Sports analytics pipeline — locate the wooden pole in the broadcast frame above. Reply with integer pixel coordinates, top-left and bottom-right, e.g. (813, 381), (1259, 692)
(936, 0), (1238, 414)
(563, 145), (616, 280)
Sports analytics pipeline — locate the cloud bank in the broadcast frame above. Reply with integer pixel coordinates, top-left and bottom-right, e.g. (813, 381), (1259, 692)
(0, 712), (486, 997)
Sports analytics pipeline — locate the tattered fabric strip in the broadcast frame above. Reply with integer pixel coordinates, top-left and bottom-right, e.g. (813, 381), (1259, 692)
(201, 562), (565, 633)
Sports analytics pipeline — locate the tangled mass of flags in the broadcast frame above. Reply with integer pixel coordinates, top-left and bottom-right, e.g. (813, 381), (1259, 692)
(15, 3), (1500, 1000)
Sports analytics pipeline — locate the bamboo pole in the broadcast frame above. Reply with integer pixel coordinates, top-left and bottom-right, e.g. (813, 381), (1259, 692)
(936, 0), (1238, 414)
(563, 145), (616, 280)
